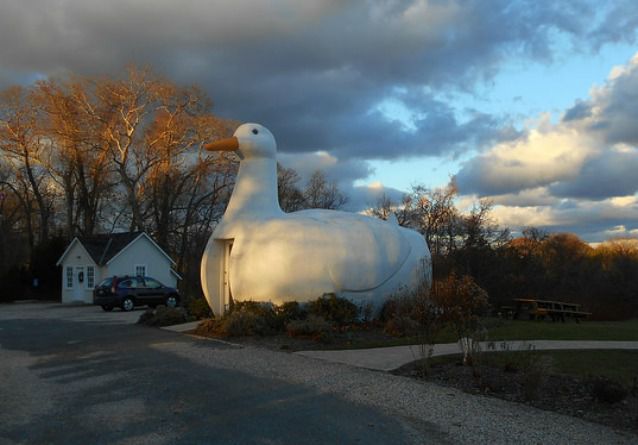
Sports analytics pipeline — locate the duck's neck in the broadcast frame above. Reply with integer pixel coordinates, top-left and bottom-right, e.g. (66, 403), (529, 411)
(223, 157), (283, 222)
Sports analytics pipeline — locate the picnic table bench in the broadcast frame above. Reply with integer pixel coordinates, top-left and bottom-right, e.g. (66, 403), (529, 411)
(511, 298), (591, 322)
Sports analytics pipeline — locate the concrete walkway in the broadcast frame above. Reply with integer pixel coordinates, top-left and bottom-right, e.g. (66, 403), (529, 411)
(160, 320), (201, 332)
(295, 340), (638, 371)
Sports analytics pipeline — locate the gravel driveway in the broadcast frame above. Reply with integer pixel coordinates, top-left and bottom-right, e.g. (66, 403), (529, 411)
(1, 303), (636, 444)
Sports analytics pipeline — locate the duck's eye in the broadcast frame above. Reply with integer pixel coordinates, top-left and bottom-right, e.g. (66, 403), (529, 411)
(252, 128), (259, 135)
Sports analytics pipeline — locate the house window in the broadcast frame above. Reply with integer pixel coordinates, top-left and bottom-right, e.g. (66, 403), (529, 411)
(135, 264), (147, 277)
(66, 267), (73, 288)
(86, 266), (95, 288)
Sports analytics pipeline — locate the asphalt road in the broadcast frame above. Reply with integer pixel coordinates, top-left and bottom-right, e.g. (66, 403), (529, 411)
(0, 303), (442, 445)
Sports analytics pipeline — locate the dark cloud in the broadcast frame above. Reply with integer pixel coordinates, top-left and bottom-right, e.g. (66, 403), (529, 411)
(589, 59), (638, 145)
(0, 0), (631, 162)
(538, 204), (638, 243)
(587, 0), (638, 50)
(3, 0), (638, 242)
(549, 149), (638, 200)
(563, 100), (592, 122)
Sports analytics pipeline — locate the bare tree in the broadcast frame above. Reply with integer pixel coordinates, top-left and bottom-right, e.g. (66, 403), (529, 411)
(461, 199), (510, 250)
(277, 166), (348, 212)
(368, 192), (413, 226)
(34, 79), (115, 236)
(0, 86), (55, 249)
(1, 68), (239, 299)
(277, 164), (305, 212)
(405, 181), (459, 257)
(303, 170), (348, 210)
(0, 164), (30, 273)
(369, 193), (394, 220)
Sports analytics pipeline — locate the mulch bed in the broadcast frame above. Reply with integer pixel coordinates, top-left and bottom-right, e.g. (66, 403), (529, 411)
(393, 358), (638, 434)
(191, 321), (398, 351)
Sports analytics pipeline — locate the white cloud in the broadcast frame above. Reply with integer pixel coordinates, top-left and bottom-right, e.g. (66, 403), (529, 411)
(490, 205), (556, 228)
(610, 195), (638, 207)
(456, 116), (597, 195)
(454, 51), (638, 240)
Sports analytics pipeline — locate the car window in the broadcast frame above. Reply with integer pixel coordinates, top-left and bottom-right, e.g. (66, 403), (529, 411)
(98, 277), (113, 287)
(118, 278), (138, 289)
(144, 278), (162, 289)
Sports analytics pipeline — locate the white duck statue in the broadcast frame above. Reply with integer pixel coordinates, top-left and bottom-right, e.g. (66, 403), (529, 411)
(201, 123), (431, 316)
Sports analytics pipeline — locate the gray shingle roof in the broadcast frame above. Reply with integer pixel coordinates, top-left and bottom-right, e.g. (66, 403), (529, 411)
(78, 231), (144, 266)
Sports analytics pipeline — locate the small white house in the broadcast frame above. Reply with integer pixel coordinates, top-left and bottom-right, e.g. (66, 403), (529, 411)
(56, 231), (181, 304)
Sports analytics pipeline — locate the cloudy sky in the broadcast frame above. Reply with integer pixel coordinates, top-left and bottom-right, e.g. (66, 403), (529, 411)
(2, 0), (638, 241)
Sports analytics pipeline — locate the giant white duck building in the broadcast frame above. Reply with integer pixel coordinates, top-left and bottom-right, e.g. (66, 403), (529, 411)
(201, 123), (431, 316)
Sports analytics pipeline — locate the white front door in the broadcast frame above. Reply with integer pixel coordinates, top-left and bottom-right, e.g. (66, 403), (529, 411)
(222, 240), (235, 311)
(73, 266), (85, 301)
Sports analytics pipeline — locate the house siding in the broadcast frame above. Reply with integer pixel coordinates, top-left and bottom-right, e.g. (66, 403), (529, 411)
(107, 236), (176, 288)
(60, 241), (100, 304)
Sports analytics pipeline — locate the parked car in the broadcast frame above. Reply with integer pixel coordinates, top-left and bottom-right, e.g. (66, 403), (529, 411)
(93, 275), (180, 312)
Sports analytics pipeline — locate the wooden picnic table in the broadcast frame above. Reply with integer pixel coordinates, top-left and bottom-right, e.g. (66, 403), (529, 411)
(511, 298), (591, 322)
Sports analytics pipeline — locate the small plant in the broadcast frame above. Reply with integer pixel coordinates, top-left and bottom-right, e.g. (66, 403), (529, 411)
(520, 355), (552, 401)
(501, 345), (552, 401)
(382, 275), (444, 375)
(591, 378), (628, 404)
(431, 273), (489, 366)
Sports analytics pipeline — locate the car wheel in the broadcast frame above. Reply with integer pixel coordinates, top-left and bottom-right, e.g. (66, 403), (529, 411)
(165, 295), (179, 308)
(121, 297), (135, 312)
(101, 305), (113, 312)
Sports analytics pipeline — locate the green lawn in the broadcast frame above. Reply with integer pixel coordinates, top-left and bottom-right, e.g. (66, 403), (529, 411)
(327, 318), (638, 350)
(431, 349), (638, 387)
(484, 318), (638, 342)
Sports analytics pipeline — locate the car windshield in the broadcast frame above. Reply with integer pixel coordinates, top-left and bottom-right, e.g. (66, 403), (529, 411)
(98, 277), (113, 287)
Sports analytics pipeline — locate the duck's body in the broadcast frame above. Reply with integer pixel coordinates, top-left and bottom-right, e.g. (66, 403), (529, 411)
(201, 123), (431, 316)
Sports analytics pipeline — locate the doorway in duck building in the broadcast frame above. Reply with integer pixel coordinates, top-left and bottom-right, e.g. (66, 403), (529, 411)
(224, 240), (233, 312)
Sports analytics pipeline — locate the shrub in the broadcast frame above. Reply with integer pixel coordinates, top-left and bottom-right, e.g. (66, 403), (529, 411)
(276, 301), (307, 324)
(307, 293), (357, 324)
(591, 378), (628, 404)
(214, 310), (273, 337)
(233, 301), (282, 330)
(186, 296), (213, 320)
(193, 319), (218, 337)
(384, 312), (421, 337)
(207, 301), (283, 337)
(286, 315), (332, 341)
(137, 305), (189, 327)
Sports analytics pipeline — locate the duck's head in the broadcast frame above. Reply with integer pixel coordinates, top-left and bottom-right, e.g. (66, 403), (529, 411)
(204, 123), (276, 160)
